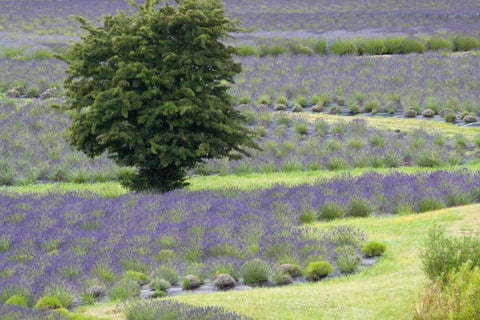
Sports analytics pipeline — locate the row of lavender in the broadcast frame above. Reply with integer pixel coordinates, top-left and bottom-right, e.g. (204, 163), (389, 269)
(195, 116), (477, 175)
(1, 98), (478, 185)
(2, 51), (480, 114)
(1, 0), (478, 36)
(0, 170), (479, 308)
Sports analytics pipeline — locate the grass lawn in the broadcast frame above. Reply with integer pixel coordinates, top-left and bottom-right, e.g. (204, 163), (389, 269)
(76, 204), (480, 319)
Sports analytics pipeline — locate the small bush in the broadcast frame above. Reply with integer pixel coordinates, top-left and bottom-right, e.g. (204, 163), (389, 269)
(401, 37), (427, 54)
(236, 44), (260, 56)
(420, 225), (480, 281)
(151, 290), (166, 298)
(314, 40), (327, 54)
(262, 44), (289, 56)
(123, 270), (148, 285)
(108, 279), (140, 301)
(427, 37), (454, 51)
(276, 95), (288, 105)
(33, 296), (63, 310)
(276, 116), (291, 126)
(444, 113), (457, 123)
(293, 95), (308, 107)
(362, 241), (386, 257)
(385, 36), (406, 54)
(363, 100), (381, 113)
(318, 202), (344, 220)
(148, 278), (171, 292)
(304, 261), (333, 281)
(369, 133), (386, 148)
(422, 109), (435, 118)
(311, 93), (330, 106)
(415, 262), (480, 320)
(279, 264), (303, 278)
(300, 210), (317, 223)
(293, 122), (308, 135)
(237, 96), (251, 105)
(4, 295), (28, 307)
(329, 39), (358, 55)
(454, 36), (480, 51)
(241, 259), (270, 285)
(256, 94), (271, 106)
(290, 43), (314, 55)
(346, 199), (373, 217)
(418, 197), (445, 213)
(336, 246), (361, 273)
(359, 38), (386, 55)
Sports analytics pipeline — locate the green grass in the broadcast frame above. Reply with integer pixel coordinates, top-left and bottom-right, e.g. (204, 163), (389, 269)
(78, 205), (479, 319)
(3, 163), (480, 196)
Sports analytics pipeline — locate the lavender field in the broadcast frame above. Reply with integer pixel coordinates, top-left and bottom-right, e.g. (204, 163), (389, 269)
(1, 170), (479, 313)
(1, 0), (480, 319)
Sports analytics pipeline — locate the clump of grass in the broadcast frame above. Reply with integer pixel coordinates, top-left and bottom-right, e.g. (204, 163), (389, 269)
(418, 197), (445, 213)
(361, 241), (386, 257)
(359, 37), (386, 55)
(304, 261), (333, 281)
(454, 36), (480, 51)
(241, 259), (271, 285)
(314, 40), (327, 54)
(329, 39), (358, 55)
(236, 44), (260, 56)
(108, 279), (140, 301)
(336, 245), (361, 273)
(33, 296), (63, 310)
(346, 199), (373, 217)
(385, 36), (406, 54)
(318, 202), (344, 220)
(427, 37), (454, 51)
(401, 37), (426, 54)
(311, 93), (330, 107)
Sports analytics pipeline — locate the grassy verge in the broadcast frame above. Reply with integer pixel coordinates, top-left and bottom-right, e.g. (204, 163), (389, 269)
(2, 162), (480, 195)
(76, 204), (480, 319)
(299, 113), (480, 138)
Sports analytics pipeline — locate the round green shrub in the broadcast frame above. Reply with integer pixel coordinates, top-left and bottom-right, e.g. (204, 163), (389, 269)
(418, 197), (445, 213)
(401, 37), (426, 54)
(123, 270), (148, 285)
(294, 122), (308, 135)
(329, 39), (358, 55)
(236, 44), (260, 57)
(150, 290), (166, 299)
(444, 113), (457, 123)
(4, 295), (28, 307)
(108, 279), (141, 301)
(280, 264), (303, 278)
(314, 40), (327, 54)
(148, 278), (171, 292)
(33, 296), (63, 310)
(359, 38), (386, 55)
(427, 37), (454, 51)
(293, 95), (309, 107)
(241, 259), (270, 285)
(422, 109), (435, 118)
(454, 36), (480, 51)
(264, 44), (289, 56)
(276, 95), (288, 105)
(336, 246), (361, 273)
(290, 43), (314, 55)
(304, 261), (333, 281)
(385, 36), (405, 54)
(318, 202), (344, 220)
(362, 241), (386, 257)
(346, 199), (373, 217)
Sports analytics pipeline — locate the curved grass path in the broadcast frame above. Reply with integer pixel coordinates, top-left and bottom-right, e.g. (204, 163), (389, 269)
(76, 204), (480, 319)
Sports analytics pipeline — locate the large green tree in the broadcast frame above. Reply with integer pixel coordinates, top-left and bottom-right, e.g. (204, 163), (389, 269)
(60, 0), (258, 192)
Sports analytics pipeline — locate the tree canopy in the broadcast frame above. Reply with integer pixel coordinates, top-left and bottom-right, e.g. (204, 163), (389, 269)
(60, 0), (258, 192)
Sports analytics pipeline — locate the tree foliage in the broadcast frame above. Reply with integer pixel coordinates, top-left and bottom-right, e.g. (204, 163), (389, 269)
(60, 0), (258, 192)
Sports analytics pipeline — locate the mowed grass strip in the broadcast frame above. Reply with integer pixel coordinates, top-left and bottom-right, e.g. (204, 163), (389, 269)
(3, 163), (480, 196)
(76, 205), (477, 320)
